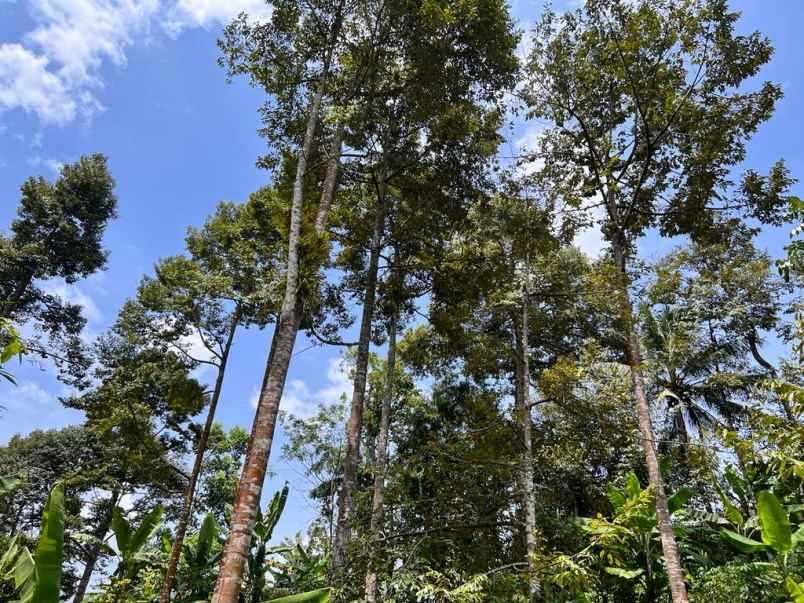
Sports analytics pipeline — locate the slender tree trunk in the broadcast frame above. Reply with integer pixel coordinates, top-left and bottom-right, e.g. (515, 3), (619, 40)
(160, 313), (240, 602)
(332, 181), (387, 573)
(513, 293), (539, 601)
(73, 489), (120, 603)
(613, 242), (689, 603)
(211, 92), (346, 603)
(364, 311), (396, 603)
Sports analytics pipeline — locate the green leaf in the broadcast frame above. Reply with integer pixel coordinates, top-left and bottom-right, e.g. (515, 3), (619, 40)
(262, 588), (330, 603)
(720, 529), (769, 554)
(625, 471), (641, 500)
(786, 576), (804, 603)
(0, 475), (21, 496)
(32, 483), (65, 603)
(111, 507), (132, 557)
(604, 567), (644, 580)
(196, 512), (218, 561)
(606, 484), (626, 509)
(70, 533), (115, 557)
(724, 466), (748, 504)
(712, 478), (744, 527)
(724, 504), (744, 528)
(793, 524), (804, 550)
(757, 491), (792, 554)
(14, 547), (35, 603)
(129, 504), (164, 557)
(261, 484), (289, 543)
(667, 487), (694, 515)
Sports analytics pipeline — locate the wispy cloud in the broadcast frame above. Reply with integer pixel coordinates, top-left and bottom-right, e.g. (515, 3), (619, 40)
(0, 0), (271, 125)
(250, 356), (352, 420)
(165, 0), (272, 34)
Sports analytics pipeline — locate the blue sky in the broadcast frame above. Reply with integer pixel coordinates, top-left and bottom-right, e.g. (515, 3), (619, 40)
(1, 0), (802, 542)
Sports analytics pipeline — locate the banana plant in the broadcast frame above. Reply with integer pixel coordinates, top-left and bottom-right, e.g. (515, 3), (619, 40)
(245, 484), (289, 603)
(720, 490), (804, 599)
(577, 471), (693, 600)
(267, 536), (329, 596)
(0, 483), (65, 603)
(176, 512), (222, 602)
(111, 503), (164, 579)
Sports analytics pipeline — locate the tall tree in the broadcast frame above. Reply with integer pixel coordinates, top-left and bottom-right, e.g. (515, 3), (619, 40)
(328, 0), (519, 573)
(524, 1), (794, 599)
(117, 193), (282, 603)
(0, 154), (117, 385)
(213, 0), (352, 598)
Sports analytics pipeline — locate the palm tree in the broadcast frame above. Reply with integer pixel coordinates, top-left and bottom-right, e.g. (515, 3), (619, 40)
(641, 306), (750, 450)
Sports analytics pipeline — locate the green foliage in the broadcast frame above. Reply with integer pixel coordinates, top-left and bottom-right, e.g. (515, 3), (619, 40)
(0, 318), (24, 385)
(31, 483), (65, 603)
(0, 484), (66, 602)
(0, 154), (117, 386)
(262, 587), (330, 603)
(111, 504), (164, 579)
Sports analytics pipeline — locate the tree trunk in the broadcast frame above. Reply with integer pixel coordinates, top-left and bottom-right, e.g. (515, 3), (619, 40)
(160, 313), (240, 602)
(331, 181), (387, 573)
(73, 489), (120, 603)
(613, 242), (689, 603)
(364, 312), (396, 603)
(211, 21), (345, 601)
(513, 293), (539, 601)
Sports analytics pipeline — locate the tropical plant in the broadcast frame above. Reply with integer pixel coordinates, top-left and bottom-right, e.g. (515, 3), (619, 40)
(171, 512), (221, 603)
(720, 490), (803, 599)
(111, 504), (165, 580)
(541, 471), (693, 601)
(0, 483), (65, 603)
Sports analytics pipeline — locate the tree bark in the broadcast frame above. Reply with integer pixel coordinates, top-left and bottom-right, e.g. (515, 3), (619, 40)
(211, 90), (346, 603)
(364, 311), (396, 603)
(613, 242), (689, 603)
(211, 23), (345, 601)
(331, 179), (387, 572)
(513, 292), (539, 601)
(160, 312), (240, 602)
(73, 489), (120, 603)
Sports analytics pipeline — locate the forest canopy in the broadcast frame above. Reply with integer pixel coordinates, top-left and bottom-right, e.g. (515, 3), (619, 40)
(0, 1), (802, 602)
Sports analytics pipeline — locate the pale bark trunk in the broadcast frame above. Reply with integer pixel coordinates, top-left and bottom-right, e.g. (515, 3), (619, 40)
(513, 294), (539, 601)
(364, 312), (396, 602)
(613, 242), (689, 603)
(331, 182), (387, 572)
(211, 18), (345, 599)
(72, 490), (120, 603)
(160, 313), (240, 602)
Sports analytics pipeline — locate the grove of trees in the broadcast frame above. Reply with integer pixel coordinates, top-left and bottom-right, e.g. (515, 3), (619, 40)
(1, 1), (802, 602)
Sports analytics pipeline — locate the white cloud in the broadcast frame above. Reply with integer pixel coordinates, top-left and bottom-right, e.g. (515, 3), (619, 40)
(43, 281), (103, 324)
(12, 381), (51, 405)
(0, 0), (160, 124)
(181, 329), (217, 379)
(0, 43), (77, 124)
(0, 0), (270, 125)
(250, 356), (353, 420)
(165, 0), (271, 33)
(28, 154), (64, 173)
